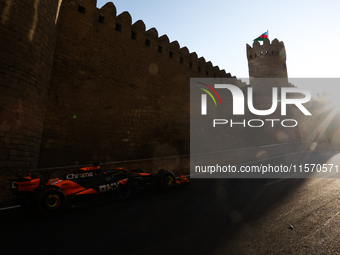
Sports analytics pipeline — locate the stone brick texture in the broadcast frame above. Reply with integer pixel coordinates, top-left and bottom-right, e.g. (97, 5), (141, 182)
(0, 0), (62, 171)
(38, 0), (236, 168)
(0, 0), (62, 207)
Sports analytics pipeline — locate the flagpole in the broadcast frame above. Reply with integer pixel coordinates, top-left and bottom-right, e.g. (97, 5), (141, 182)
(267, 30), (269, 40)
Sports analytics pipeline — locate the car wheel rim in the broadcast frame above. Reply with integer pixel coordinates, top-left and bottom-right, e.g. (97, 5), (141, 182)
(165, 176), (173, 187)
(45, 194), (60, 210)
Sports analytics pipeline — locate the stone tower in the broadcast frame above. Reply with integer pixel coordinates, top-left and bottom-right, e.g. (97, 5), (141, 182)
(246, 38), (287, 79)
(245, 38), (301, 144)
(0, 0), (62, 170)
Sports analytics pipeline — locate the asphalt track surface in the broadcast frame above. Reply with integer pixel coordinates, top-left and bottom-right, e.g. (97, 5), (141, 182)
(2, 150), (340, 254)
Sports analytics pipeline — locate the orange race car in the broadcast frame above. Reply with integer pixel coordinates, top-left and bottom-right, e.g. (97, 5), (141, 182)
(10, 166), (189, 217)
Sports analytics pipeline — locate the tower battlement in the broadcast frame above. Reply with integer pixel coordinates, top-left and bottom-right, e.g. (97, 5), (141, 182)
(246, 38), (288, 79)
(61, 0), (232, 78)
(246, 38), (286, 61)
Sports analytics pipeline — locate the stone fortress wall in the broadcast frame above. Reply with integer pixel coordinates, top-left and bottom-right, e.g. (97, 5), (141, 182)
(0, 0), (317, 206)
(1, 0), (300, 172)
(38, 0), (248, 168)
(0, 0), (63, 170)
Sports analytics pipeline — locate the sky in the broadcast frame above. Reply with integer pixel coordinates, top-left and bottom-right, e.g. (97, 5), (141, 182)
(96, 0), (340, 97)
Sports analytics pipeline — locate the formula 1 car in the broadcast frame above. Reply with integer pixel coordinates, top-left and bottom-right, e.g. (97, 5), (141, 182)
(10, 166), (189, 217)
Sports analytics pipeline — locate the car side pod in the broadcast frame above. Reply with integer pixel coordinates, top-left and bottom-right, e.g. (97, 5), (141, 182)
(11, 174), (41, 195)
